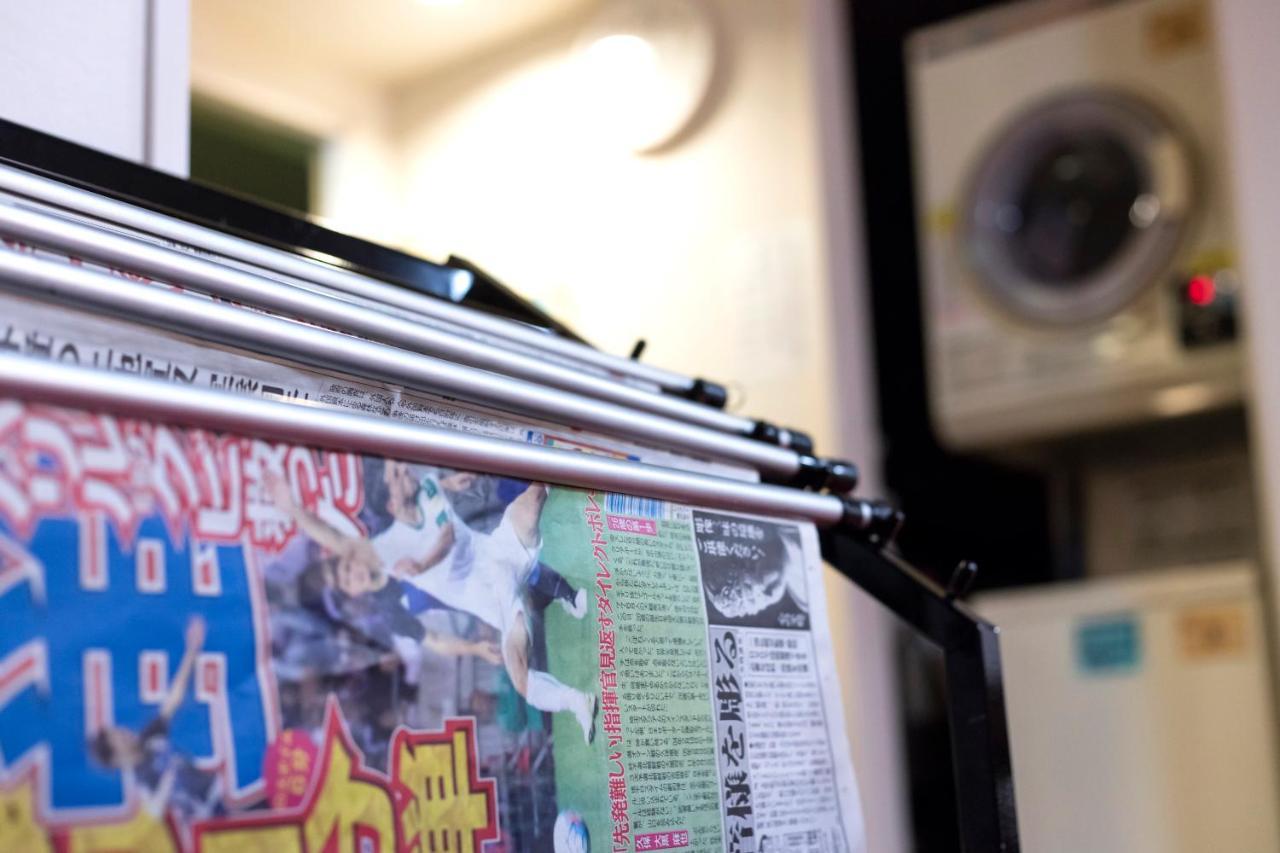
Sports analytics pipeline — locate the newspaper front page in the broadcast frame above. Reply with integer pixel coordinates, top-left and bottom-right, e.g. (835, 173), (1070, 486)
(0, 234), (866, 852)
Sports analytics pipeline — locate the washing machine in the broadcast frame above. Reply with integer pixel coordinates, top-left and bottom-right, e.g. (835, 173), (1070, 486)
(907, 0), (1242, 450)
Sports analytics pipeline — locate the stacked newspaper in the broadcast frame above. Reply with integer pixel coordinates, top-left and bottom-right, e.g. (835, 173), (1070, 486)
(0, 174), (866, 852)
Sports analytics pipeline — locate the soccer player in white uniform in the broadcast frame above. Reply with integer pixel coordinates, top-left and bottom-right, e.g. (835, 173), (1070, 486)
(270, 462), (598, 744)
(373, 461), (597, 744)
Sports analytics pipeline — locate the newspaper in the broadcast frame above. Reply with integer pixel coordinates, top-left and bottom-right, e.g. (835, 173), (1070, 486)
(0, 399), (865, 852)
(0, 219), (866, 851)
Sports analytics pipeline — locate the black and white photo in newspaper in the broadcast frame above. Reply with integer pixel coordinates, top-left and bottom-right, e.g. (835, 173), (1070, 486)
(696, 512), (865, 853)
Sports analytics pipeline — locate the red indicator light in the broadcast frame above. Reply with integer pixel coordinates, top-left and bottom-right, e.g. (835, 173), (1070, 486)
(1187, 274), (1216, 307)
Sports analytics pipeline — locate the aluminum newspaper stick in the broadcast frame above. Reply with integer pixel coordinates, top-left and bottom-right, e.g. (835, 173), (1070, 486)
(0, 250), (801, 477)
(0, 354), (845, 526)
(0, 162), (696, 394)
(0, 202), (756, 436)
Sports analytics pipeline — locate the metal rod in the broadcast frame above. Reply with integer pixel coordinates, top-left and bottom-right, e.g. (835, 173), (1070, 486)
(0, 354), (845, 525)
(0, 185), (656, 396)
(0, 200), (758, 436)
(0, 250), (802, 477)
(0, 162), (698, 394)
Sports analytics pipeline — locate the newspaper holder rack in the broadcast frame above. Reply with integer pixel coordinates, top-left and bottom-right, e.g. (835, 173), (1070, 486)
(0, 120), (1019, 853)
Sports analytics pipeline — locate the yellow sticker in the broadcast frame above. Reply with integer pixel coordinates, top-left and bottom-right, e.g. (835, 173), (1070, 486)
(1186, 246), (1237, 275)
(1177, 603), (1248, 660)
(926, 205), (957, 234)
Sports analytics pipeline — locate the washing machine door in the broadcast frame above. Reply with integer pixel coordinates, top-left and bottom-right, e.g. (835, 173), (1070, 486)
(963, 88), (1194, 326)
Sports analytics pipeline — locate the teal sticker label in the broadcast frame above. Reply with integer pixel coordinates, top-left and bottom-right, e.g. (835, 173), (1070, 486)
(1076, 615), (1141, 675)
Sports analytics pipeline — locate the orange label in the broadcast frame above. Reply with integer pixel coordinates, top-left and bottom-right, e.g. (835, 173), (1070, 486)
(1177, 603), (1247, 660)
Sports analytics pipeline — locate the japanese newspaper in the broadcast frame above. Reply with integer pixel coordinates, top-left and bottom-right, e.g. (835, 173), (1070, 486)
(0, 232), (866, 852)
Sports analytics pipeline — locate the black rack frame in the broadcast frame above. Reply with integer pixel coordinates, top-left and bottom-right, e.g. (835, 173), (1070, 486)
(822, 529), (1020, 852)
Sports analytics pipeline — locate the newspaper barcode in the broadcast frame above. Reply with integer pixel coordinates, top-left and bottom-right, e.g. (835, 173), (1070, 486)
(605, 492), (663, 518)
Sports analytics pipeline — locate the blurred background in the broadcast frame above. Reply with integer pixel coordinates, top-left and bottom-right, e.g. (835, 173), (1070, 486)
(3, 0), (1280, 850)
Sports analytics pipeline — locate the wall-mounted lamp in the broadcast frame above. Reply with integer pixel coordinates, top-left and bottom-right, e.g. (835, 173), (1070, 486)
(574, 0), (718, 154)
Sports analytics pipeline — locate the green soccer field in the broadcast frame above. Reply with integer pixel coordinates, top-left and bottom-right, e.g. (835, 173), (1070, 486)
(539, 487), (612, 850)
(538, 487), (724, 853)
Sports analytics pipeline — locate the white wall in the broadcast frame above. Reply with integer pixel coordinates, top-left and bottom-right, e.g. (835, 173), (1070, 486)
(1217, 2), (1280, 662)
(805, 2), (912, 849)
(389, 0), (835, 444)
(0, 0), (189, 174)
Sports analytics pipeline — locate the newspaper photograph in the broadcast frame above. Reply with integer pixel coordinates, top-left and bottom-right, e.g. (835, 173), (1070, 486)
(0, 396), (863, 852)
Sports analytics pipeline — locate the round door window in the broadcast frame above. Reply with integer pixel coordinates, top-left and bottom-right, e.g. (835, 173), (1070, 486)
(962, 89), (1194, 326)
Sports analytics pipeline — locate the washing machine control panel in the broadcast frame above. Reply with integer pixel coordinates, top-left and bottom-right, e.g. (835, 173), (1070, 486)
(1176, 271), (1238, 349)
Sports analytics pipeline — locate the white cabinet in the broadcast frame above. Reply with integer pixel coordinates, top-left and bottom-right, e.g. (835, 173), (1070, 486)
(0, 0), (189, 174)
